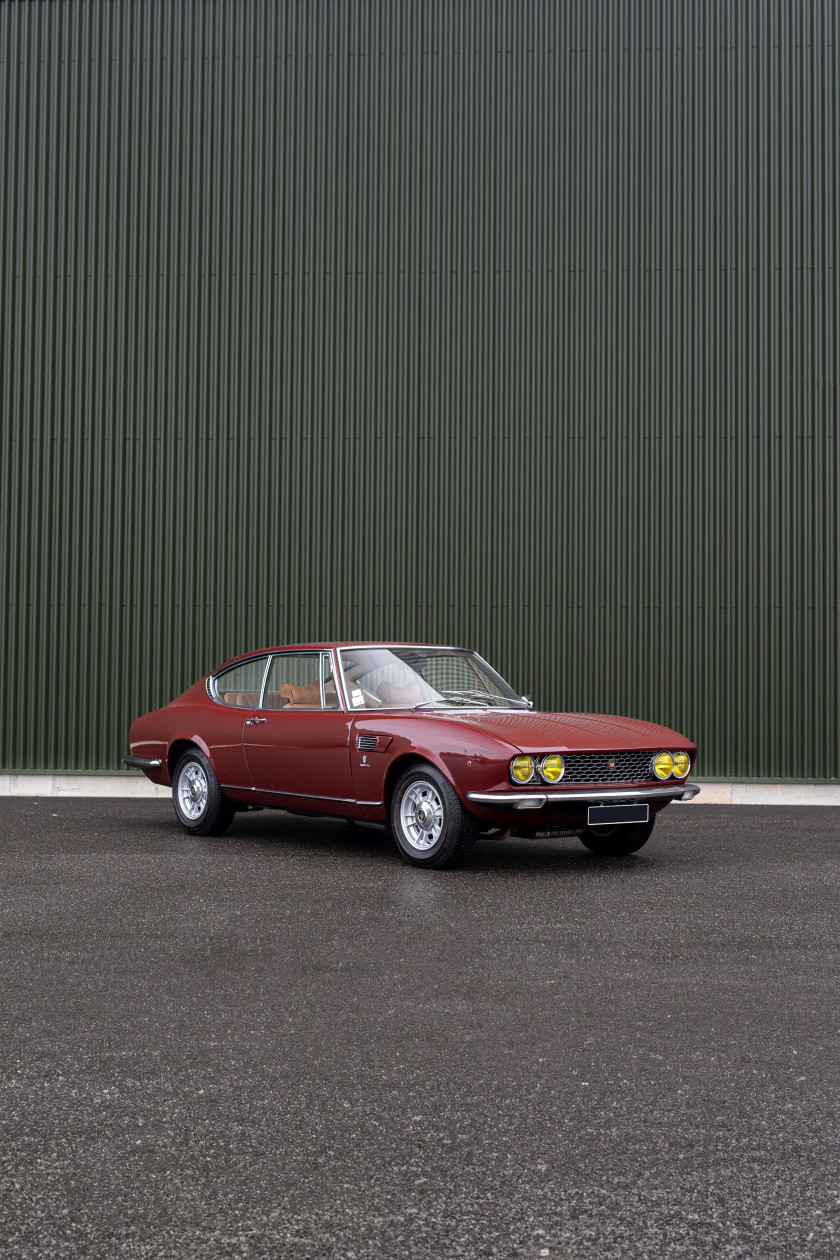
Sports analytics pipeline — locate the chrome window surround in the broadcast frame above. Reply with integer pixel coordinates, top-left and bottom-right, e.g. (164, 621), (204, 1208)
(209, 654), (272, 708)
(260, 650), (343, 711)
(209, 650), (346, 712)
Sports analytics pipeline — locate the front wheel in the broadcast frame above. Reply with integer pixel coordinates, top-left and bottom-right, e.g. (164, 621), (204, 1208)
(577, 815), (656, 856)
(172, 749), (237, 836)
(391, 765), (479, 869)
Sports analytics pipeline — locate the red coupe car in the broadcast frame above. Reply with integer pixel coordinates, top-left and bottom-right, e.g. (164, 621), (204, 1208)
(124, 642), (699, 868)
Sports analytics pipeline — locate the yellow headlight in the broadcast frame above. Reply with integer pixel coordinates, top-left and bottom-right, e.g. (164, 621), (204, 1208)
(511, 755), (535, 783)
(540, 754), (565, 783)
(672, 751), (690, 779)
(652, 751), (674, 780)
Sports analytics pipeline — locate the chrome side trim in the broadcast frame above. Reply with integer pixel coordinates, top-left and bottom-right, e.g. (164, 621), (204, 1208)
(123, 755), (162, 770)
(466, 783), (701, 809)
(255, 787), (356, 804)
(221, 783), (379, 807)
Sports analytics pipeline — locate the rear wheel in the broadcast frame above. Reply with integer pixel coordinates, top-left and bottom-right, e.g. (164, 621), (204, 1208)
(172, 749), (236, 836)
(578, 816), (655, 856)
(391, 764), (479, 869)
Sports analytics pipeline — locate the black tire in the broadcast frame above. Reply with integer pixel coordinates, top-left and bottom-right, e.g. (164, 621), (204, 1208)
(578, 815), (656, 856)
(172, 748), (237, 836)
(390, 764), (479, 869)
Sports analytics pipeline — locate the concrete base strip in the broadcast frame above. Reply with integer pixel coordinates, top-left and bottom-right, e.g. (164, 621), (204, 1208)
(0, 774), (839, 804)
(677, 783), (840, 805)
(0, 774), (170, 799)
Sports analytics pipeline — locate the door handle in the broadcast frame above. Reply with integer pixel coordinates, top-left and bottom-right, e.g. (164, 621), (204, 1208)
(245, 717), (266, 725)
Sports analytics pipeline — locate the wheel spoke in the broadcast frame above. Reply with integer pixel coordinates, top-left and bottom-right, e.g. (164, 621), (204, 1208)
(399, 779), (445, 851)
(178, 761), (208, 820)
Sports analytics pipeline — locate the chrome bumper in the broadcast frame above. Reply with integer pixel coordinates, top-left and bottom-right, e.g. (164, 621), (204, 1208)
(123, 754), (162, 770)
(466, 782), (701, 811)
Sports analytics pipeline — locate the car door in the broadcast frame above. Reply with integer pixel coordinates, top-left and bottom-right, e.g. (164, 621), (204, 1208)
(243, 650), (355, 813)
(205, 654), (271, 790)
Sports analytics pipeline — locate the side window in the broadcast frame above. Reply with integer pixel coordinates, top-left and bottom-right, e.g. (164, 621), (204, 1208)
(215, 658), (268, 708)
(264, 653), (335, 710)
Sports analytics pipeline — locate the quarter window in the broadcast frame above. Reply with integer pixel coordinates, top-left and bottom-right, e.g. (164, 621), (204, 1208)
(215, 657), (268, 707)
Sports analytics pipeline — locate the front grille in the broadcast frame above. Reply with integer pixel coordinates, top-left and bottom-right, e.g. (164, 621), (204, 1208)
(561, 750), (655, 784)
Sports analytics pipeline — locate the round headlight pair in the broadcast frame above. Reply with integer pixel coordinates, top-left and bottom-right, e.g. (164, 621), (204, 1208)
(652, 751), (691, 780)
(510, 754), (565, 785)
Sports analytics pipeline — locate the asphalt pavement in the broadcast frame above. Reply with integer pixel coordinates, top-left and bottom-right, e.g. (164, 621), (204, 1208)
(2, 798), (840, 1259)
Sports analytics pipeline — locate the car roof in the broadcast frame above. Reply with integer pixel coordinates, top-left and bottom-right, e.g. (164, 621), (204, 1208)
(213, 642), (469, 671)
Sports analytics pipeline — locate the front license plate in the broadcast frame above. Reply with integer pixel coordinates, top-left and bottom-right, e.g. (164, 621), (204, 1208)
(587, 803), (649, 826)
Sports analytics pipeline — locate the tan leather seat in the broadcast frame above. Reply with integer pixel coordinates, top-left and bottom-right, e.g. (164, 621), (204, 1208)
(222, 691), (261, 707)
(279, 681), (322, 709)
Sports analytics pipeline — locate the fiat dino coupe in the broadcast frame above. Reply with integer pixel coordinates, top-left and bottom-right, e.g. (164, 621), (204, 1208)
(124, 642), (699, 868)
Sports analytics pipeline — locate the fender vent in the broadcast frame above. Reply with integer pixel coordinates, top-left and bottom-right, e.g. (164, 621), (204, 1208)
(357, 735), (377, 751)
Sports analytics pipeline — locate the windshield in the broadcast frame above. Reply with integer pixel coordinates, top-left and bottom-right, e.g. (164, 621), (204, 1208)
(338, 647), (527, 711)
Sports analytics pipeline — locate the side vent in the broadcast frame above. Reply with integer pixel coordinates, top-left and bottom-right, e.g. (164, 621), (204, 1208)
(357, 735), (377, 751)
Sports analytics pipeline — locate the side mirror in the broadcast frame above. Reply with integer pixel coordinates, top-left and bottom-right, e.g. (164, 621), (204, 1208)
(521, 695), (534, 709)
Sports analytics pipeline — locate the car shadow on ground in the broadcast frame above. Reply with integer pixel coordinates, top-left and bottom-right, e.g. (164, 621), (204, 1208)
(205, 809), (672, 876)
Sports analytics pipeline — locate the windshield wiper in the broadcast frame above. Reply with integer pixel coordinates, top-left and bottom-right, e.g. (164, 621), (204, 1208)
(412, 690), (528, 711)
(443, 689), (531, 708)
(411, 694), (480, 710)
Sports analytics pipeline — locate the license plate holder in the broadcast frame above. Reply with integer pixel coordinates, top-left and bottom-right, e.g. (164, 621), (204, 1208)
(587, 803), (649, 826)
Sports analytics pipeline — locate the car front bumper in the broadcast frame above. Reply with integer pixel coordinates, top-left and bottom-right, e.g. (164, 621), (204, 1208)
(466, 782), (701, 810)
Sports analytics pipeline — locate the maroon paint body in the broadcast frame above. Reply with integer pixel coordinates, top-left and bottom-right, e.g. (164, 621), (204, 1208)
(128, 642), (698, 830)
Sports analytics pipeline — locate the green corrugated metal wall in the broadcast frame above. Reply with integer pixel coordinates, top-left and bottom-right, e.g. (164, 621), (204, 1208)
(1, 1), (838, 779)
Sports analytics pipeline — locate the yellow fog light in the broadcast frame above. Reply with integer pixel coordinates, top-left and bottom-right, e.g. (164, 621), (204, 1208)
(540, 754), (565, 783)
(511, 755), (536, 784)
(652, 751), (674, 780)
(672, 751), (691, 779)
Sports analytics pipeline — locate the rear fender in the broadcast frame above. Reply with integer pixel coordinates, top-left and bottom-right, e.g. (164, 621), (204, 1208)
(167, 733), (214, 783)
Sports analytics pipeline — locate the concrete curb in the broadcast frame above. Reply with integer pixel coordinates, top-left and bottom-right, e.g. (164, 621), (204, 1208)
(1, 774), (839, 804)
(0, 774), (170, 799)
(682, 782), (840, 806)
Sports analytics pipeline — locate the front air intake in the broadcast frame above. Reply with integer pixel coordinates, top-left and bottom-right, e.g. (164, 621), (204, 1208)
(561, 751), (656, 784)
(357, 735), (377, 751)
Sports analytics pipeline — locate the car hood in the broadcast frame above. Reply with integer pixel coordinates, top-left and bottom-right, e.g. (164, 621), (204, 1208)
(434, 709), (693, 754)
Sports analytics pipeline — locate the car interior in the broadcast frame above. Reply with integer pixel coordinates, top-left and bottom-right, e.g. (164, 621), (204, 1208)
(220, 655), (338, 711)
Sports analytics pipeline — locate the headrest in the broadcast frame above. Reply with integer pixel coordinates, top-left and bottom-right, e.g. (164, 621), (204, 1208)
(279, 681), (322, 707)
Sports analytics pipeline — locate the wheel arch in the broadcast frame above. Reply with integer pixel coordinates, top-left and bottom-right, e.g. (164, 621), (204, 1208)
(167, 735), (213, 780)
(383, 751), (452, 816)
